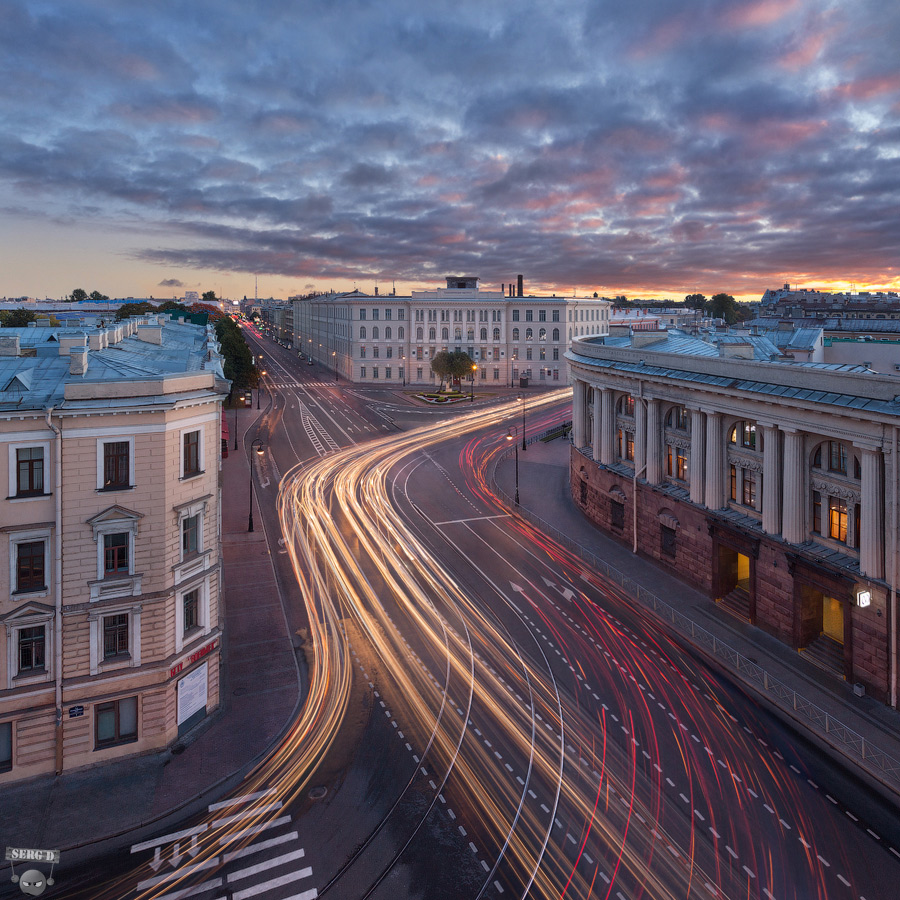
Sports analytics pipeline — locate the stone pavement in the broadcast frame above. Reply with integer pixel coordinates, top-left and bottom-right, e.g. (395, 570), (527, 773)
(494, 434), (900, 804)
(0, 408), (301, 865)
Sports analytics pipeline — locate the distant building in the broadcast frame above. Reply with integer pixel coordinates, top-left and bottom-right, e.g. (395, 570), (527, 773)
(292, 276), (611, 386)
(568, 327), (899, 702)
(761, 284), (900, 321)
(0, 316), (228, 781)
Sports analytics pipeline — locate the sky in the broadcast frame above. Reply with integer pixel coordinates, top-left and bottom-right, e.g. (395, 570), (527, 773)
(1, 0), (899, 303)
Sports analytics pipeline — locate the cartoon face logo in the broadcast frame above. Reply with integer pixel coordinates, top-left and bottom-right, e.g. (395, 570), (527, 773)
(18, 869), (47, 896)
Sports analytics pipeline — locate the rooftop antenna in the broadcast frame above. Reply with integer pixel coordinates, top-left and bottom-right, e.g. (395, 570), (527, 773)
(255, 275), (258, 302)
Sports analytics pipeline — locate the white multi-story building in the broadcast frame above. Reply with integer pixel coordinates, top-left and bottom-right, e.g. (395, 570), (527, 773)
(0, 315), (228, 781)
(567, 327), (900, 703)
(292, 277), (611, 387)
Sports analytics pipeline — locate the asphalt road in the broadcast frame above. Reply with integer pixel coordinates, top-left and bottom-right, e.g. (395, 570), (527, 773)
(39, 327), (900, 900)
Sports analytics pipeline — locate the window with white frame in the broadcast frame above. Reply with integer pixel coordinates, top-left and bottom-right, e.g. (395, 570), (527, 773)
(5, 610), (53, 686)
(175, 578), (211, 652)
(88, 506), (142, 590)
(9, 441), (50, 498)
(88, 603), (141, 674)
(97, 437), (134, 491)
(8, 529), (51, 597)
(181, 428), (203, 479)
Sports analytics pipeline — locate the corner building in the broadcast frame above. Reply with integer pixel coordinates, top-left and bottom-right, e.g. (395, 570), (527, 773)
(0, 316), (227, 781)
(567, 330), (899, 702)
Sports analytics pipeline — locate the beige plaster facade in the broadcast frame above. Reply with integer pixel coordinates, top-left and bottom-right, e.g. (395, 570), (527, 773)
(1, 316), (227, 781)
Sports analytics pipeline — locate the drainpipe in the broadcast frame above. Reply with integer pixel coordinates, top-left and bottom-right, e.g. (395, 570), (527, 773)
(45, 407), (64, 775)
(892, 426), (898, 708)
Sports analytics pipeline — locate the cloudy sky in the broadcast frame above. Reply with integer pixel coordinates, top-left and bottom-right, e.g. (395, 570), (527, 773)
(2, 0), (899, 302)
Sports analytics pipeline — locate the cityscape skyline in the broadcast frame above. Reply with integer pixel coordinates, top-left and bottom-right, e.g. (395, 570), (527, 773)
(1, 0), (899, 303)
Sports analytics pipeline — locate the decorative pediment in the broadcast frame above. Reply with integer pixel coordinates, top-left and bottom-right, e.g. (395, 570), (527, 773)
(1, 600), (54, 623)
(87, 505), (143, 538)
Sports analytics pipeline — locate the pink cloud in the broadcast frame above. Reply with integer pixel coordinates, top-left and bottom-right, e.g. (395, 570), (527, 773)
(833, 73), (900, 102)
(721, 0), (801, 29)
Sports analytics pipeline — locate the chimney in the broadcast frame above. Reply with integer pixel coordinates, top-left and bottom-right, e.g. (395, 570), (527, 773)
(517, 274), (523, 297)
(374, 286), (379, 296)
(57, 331), (88, 356)
(137, 324), (163, 344)
(0, 335), (20, 356)
(69, 346), (89, 376)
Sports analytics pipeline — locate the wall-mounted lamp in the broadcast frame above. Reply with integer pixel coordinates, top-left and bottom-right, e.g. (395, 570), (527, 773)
(856, 589), (872, 608)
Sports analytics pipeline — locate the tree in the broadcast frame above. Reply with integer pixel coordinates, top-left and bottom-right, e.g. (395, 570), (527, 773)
(89, 290), (110, 304)
(0, 309), (37, 327)
(68, 288), (88, 303)
(115, 301), (155, 320)
(448, 350), (476, 383)
(708, 292), (739, 324)
(430, 349), (452, 390)
(684, 293), (707, 310)
(202, 291), (218, 303)
(214, 315), (256, 389)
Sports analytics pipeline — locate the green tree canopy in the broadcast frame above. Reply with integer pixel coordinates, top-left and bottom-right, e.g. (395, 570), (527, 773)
(115, 301), (155, 320)
(68, 288), (88, 303)
(684, 293), (707, 310)
(448, 350), (476, 381)
(202, 291), (218, 303)
(215, 316), (256, 389)
(430, 349), (452, 389)
(0, 309), (37, 327)
(709, 292), (740, 324)
(89, 290), (110, 304)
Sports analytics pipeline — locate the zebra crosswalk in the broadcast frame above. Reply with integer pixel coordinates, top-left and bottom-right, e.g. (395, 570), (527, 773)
(129, 789), (316, 899)
(269, 380), (333, 389)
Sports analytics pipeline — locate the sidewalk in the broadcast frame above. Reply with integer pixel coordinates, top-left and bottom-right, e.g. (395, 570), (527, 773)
(0, 413), (301, 864)
(495, 436), (900, 803)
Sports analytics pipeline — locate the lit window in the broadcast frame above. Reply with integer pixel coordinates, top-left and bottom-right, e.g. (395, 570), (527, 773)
(829, 497), (848, 542)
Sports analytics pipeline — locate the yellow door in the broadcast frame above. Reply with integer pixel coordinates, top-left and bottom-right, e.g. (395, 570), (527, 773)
(736, 554), (750, 592)
(822, 596), (844, 643)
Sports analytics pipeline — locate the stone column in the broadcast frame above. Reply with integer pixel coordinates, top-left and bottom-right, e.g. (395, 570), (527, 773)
(572, 379), (586, 448)
(634, 395), (647, 477)
(704, 412), (724, 510)
(762, 425), (783, 535)
(782, 429), (805, 544)
(859, 447), (885, 580)
(645, 398), (662, 485)
(600, 388), (615, 464)
(591, 386), (602, 462)
(689, 408), (705, 505)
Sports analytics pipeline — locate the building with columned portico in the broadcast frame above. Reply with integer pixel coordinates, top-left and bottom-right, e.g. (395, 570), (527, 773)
(567, 328), (899, 703)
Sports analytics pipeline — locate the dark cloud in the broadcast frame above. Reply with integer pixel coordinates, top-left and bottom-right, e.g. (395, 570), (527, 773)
(1, 0), (898, 298)
(158, 278), (184, 287)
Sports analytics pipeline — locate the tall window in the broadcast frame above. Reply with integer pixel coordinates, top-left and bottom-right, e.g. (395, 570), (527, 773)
(512, 310), (519, 322)
(15, 540), (46, 593)
(539, 310), (546, 322)
(182, 514), (200, 556)
(525, 327), (533, 341)
(829, 498), (848, 542)
(183, 589), (199, 633)
(666, 446), (687, 481)
(0, 722), (10, 773)
(18, 626), (45, 673)
(539, 328), (547, 341)
(104, 533), (129, 575)
(103, 614), (129, 658)
(828, 441), (848, 475)
(666, 406), (688, 430)
(812, 491), (822, 533)
(742, 470), (757, 507)
(103, 442), (130, 489)
(16, 447), (44, 496)
(729, 422), (757, 450)
(525, 310), (533, 322)
(95, 697), (137, 748)
(552, 328), (559, 341)
(359, 326), (367, 339)
(493, 327), (500, 341)
(512, 328), (520, 341)
(552, 310), (560, 322)
(183, 431), (200, 477)
(619, 396), (635, 416)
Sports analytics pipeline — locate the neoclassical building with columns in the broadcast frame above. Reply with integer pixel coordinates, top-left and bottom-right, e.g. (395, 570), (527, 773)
(567, 330), (899, 703)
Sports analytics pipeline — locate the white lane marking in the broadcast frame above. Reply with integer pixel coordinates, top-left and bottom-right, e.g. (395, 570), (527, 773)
(208, 789), (278, 812)
(227, 849), (307, 883)
(223, 832), (299, 863)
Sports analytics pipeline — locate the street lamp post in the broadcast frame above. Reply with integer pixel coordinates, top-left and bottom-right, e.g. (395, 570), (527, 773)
(518, 393), (527, 451)
(308, 338), (313, 365)
(471, 364), (477, 401)
(506, 427), (520, 505)
(233, 394), (238, 451)
(332, 350), (337, 381)
(401, 355), (406, 387)
(248, 439), (264, 532)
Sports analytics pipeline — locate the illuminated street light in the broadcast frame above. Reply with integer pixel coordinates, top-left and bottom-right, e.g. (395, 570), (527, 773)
(248, 439), (264, 532)
(506, 427), (520, 505)
(518, 393), (526, 451)
(471, 363), (477, 401)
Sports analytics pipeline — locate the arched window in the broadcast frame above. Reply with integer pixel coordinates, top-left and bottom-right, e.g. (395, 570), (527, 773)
(480, 327), (487, 341)
(729, 421), (757, 450)
(385, 326), (392, 340)
(512, 327), (520, 341)
(467, 328), (474, 341)
(539, 327), (547, 341)
(372, 326), (379, 340)
(429, 327), (436, 340)
(398, 326), (405, 339)
(359, 326), (367, 339)
(552, 328), (559, 341)
(416, 326), (423, 341)
(493, 327), (500, 341)
(812, 440), (855, 476)
(442, 327), (449, 340)
(617, 396), (635, 417)
(525, 327), (534, 341)
(665, 406), (688, 430)
(454, 327), (462, 340)
(568, 328), (572, 340)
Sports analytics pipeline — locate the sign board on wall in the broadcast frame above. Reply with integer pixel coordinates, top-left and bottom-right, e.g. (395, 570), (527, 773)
(177, 661), (208, 726)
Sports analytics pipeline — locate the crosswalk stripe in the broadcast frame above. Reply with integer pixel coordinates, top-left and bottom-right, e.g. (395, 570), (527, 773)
(223, 831), (299, 863)
(230, 866), (313, 899)
(227, 848), (306, 882)
(209, 789), (277, 812)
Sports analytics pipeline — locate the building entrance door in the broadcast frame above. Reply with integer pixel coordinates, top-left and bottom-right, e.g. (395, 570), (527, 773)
(716, 546), (752, 619)
(822, 596), (844, 644)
